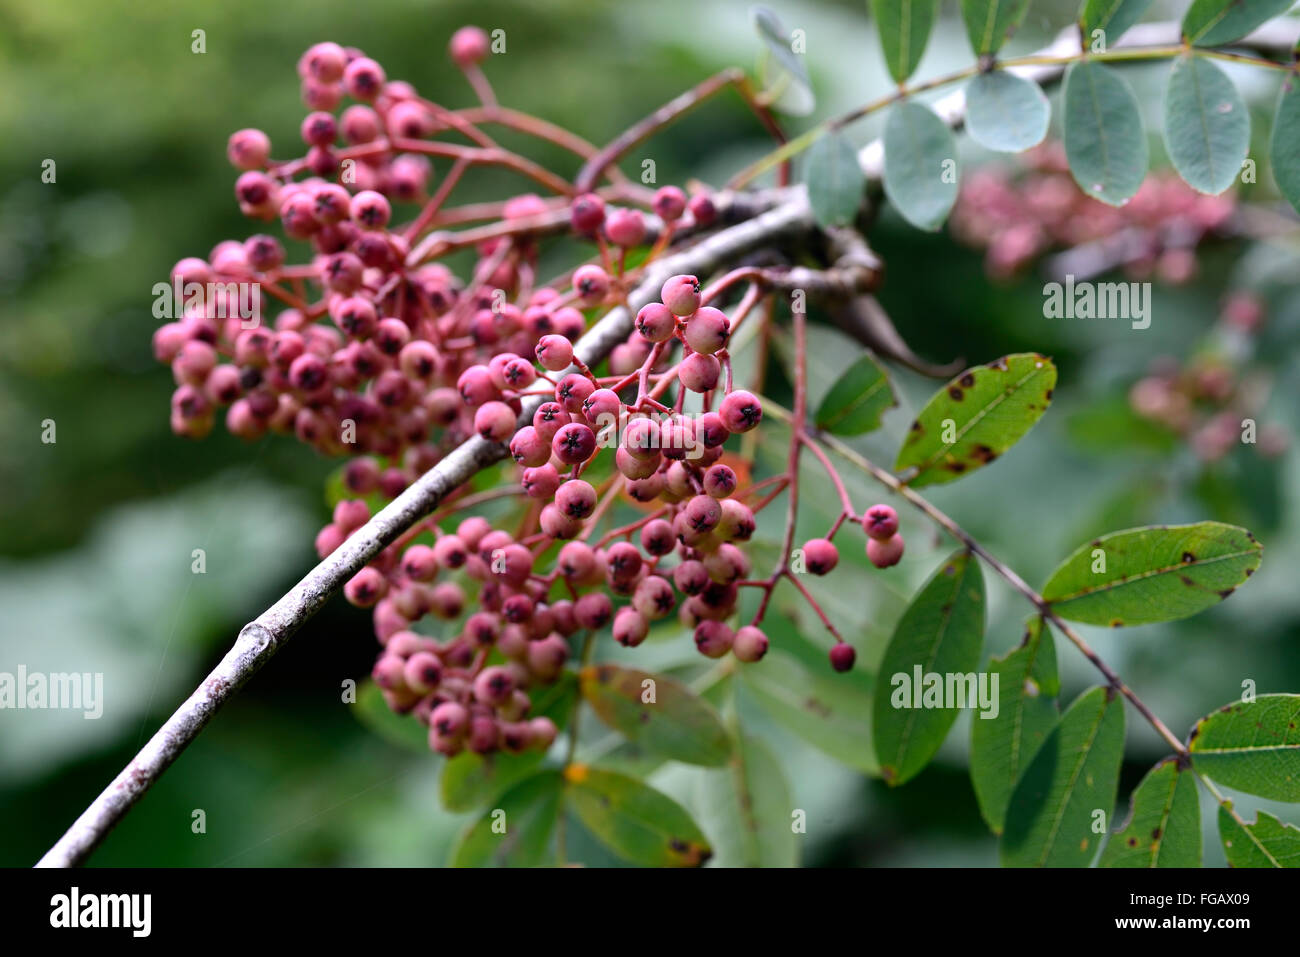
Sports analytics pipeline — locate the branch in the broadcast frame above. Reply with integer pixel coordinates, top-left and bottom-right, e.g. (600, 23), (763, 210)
(36, 190), (819, 868)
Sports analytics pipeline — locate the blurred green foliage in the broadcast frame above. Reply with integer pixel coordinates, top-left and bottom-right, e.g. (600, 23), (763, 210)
(1, 0), (1297, 867)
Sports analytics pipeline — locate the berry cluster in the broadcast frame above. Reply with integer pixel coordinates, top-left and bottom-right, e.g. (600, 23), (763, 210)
(152, 30), (892, 758)
(1127, 292), (1288, 463)
(951, 142), (1235, 281)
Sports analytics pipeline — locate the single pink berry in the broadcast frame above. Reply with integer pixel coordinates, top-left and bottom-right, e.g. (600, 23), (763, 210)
(653, 186), (687, 223)
(535, 334), (574, 371)
(683, 306), (730, 355)
(719, 390), (762, 432)
(694, 620), (734, 658)
(635, 302), (677, 343)
(732, 626), (769, 663)
(678, 353), (720, 393)
(867, 533), (905, 569)
(829, 643), (856, 673)
(605, 208), (647, 247)
(863, 504), (899, 541)
(570, 193), (606, 234)
(343, 57), (386, 100)
(227, 128), (271, 170)
(803, 538), (839, 576)
(660, 274), (701, 317)
(572, 264), (610, 305)
(449, 26), (490, 66)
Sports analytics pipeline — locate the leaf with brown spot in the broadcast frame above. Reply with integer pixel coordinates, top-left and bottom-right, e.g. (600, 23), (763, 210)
(896, 354), (1056, 487)
(1100, 759), (1201, 867)
(1189, 694), (1300, 801)
(567, 767), (712, 867)
(1042, 523), (1263, 626)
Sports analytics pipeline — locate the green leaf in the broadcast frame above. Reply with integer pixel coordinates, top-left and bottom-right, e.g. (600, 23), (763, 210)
(1182, 0), (1294, 46)
(450, 771), (563, 867)
(1189, 694), (1300, 801)
(970, 617), (1061, 834)
(1269, 76), (1300, 216)
(1080, 0), (1155, 44)
(895, 353), (1056, 487)
(873, 551), (986, 785)
(882, 100), (960, 231)
(752, 5), (814, 116)
(965, 71), (1050, 153)
(696, 731), (798, 867)
(566, 765), (712, 867)
(1219, 807), (1300, 867)
(441, 674), (577, 811)
(1163, 55), (1250, 196)
(1041, 522), (1263, 626)
(1062, 61), (1148, 206)
(1100, 759), (1202, 867)
(872, 0), (939, 83)
(959, 0), (1031, 56)
(740, 649), (878, 774)
(803, 131), (867, 227)
(579, 664), (731, 767)
(814, 353), (897, 435)
(350, 679), (430, 754)
(1001, 686), (1126, 867)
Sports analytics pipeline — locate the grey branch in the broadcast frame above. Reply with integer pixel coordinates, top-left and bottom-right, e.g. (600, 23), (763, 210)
(37, 17), (1300, 868)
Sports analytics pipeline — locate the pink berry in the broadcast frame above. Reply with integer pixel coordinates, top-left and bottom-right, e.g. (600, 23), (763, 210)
(300, 111), (337, 147)
(719, 390), (762, 432)
(535, 334), (574, 371)
(555, 479), (597, 519)
(694, 620), (734, 658)
(474, 401), (517, 442)
(829, 643), (856, 673)
(732, 626), (769, 663)
(227, 128), (271, 170)
(433, 535), (468, 569)
(635, 302), (677, 343)
(867, 533), (905, 569)
(343, 57), (386, 100)
(660, 274), (701, 317)
(449, 26), (490, 67)
(345, 567), (387, 607)
(702, 463), (737, 499)
(863, 504), (899, 541)
(605, 208), (647, 247)
(574, 592), (613, 629)
(552, 422), (597, 465)
(613, 608), (649, 647)
(803, 538), (838, 576)
(401, 545), (439, 582)
(678, 353), (720, 393)
(683, 306), (730, 355)
(570, 193), (606, 233)
(572, 264), (610, 305)
(555, 373), (594, 414)
(688, 193), (717, 226)
(653, 186), (687, 223)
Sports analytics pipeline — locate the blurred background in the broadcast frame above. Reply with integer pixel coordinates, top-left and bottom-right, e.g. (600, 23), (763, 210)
(1, 0), (1298, 866)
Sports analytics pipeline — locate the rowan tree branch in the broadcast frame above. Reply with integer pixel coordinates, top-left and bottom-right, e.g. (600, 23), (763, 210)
(36, 191), (818, 868)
